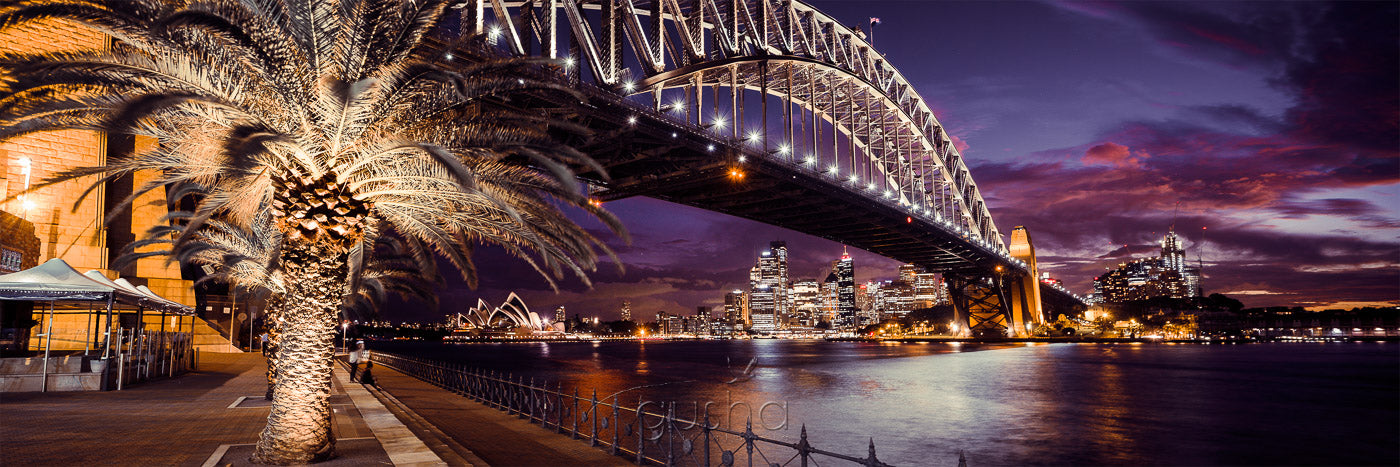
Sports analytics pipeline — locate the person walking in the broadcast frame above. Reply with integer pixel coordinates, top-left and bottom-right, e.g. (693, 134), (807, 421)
(347, 341), (367, 382)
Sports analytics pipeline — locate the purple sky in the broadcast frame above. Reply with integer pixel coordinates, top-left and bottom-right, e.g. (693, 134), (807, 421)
(390, 1), (1398, 323)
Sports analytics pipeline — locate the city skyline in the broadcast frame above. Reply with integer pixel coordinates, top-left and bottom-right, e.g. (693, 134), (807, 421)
(408, 0), (1397, 323)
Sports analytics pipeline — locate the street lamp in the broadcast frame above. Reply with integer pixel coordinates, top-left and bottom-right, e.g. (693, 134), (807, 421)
(341, 322), (349, 354)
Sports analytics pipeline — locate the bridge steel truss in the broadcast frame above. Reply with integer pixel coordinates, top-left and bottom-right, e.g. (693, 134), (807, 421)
(449, 0), (1082, 336)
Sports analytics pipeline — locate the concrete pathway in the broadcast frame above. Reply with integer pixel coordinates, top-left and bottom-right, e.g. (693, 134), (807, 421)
(0, 352), (438, 466)
(368, 364), (631, 467)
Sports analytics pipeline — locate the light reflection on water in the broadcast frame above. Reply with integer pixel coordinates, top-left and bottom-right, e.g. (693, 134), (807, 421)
(375, 340), (1399, 466)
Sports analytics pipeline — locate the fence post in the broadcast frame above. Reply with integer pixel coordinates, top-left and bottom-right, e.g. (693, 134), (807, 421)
(115, 329), (125, 390)
(557, 382), (566, 434)
(572, 388), (580, 439)
(590, 389), (599, 446)
(612, 394), (620, 455)
(665, 402), (674, 467)
(798, 425), (810, 467)
(636, 396), (644, 466)
(702, 413), (711, 467)
(528, 377), (536, 422)
(745, 417), (755, 467)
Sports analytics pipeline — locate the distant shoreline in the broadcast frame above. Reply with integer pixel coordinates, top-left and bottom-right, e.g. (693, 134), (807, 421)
(410, 335), (1397, 344)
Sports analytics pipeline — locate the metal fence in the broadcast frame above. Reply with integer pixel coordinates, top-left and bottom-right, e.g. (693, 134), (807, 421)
(372, 352), (894, 466)
(110, 328), (194, 390)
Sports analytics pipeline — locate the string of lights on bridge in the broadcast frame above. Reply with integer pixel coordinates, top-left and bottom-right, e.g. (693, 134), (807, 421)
(479, 12), (1054, 280)
(599, 79), (1032, 273)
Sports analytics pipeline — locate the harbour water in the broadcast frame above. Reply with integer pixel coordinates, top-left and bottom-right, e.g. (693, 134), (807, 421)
(372, 340), (1400, 466)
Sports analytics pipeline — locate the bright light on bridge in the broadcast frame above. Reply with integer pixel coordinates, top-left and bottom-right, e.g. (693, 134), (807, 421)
(746, 131), (760, 142)
(707, 144), (715, 152)
(627, 115), (637, 125)
(489, 26), (503, 38)
(712, 117), (727, 128)
(778, 144), (790, 154)
(623, 80), (636, 92)
(564, 56), (576, 68)
(804, 156), (815, 165)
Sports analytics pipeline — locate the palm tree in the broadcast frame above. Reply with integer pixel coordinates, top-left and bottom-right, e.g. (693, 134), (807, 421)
(0, 0), (624, 463)
(131, 214), (441, 400)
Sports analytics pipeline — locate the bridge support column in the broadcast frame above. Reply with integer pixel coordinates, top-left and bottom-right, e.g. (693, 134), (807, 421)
(947, 275), (1012, 338)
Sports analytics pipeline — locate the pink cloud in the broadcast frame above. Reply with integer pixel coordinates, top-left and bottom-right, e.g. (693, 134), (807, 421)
(1080, 142), (1146, 169)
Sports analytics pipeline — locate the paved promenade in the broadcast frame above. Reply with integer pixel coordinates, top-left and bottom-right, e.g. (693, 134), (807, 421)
(0, 352), (434, 466)
(1, 352), (631, 466)
(366, 364), (630, 467)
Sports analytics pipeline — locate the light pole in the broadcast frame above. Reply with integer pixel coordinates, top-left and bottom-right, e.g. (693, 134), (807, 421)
(229, 288), (237, 352)
(341, 322), (349, 354)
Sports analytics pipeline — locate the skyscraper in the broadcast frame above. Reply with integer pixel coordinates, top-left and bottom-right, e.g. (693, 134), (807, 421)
(1093, 228), (1203, 302)
(900, 264), (943, 308)
(724, 289), (749, 327)
(770, 241), (790, 322)
(620, 301), (631, 322)
(834, 247), (856, 330)
(789, 280), (821, 326)
(748, 241), (790, 332)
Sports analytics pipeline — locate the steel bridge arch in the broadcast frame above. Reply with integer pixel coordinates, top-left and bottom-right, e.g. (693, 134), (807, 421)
(458, 0), (1007, 252)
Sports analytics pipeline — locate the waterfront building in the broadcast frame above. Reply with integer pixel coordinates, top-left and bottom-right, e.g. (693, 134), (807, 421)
(723, 289), (749, 328)
(620, 300), (631, 322)
(1093, 228), (1204, 302)
(656, 311), (684, 335)
(833, 249), (856, 330)
(789, 280), (821, 326)
(900, 264), (945, 308)
(694, 306), (711, 335)
(881, 280), (917, 316)
(818, 278), (839, 324)
(455, 293), (556, 334)
(770, 241), (790, 322)
(748, 241), (790, 332)
(554, 305), (566, 323)
(749, 283), (777, 331)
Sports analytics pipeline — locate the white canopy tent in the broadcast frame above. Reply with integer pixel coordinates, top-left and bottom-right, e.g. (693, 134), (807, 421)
(0, 259), (193, 391)
(0, 258), (117, 301)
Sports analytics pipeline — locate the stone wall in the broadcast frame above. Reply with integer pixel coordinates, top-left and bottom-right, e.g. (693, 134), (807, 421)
(0, 210), (41, 273)
(2, 18), (200, 356)
(0, 18), (110, 272)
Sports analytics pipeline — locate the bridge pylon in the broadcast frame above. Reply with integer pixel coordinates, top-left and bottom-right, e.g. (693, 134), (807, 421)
(1005, 226), (1045, 336)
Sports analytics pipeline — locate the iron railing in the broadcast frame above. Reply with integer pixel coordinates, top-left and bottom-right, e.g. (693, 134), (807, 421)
(373, 351), (893, 466)
(110, 328), (195, 390)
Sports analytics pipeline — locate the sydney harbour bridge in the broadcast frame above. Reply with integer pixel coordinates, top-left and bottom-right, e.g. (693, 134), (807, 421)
(439, 0), (1086, 337)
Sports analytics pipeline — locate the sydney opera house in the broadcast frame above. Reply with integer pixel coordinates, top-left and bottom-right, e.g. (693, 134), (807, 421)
(448, 293), (563, 339)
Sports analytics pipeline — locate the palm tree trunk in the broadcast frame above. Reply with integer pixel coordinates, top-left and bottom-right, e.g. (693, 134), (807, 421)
(264, 295), (283, 401)
(252, 242), (347, 464)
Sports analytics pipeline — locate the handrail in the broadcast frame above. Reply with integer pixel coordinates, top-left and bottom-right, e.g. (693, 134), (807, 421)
(372, 351), (894, 466)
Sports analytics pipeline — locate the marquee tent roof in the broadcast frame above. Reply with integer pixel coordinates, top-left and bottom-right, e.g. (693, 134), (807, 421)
(0, 258), (114, 301)
(0, 258), (192, 314)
